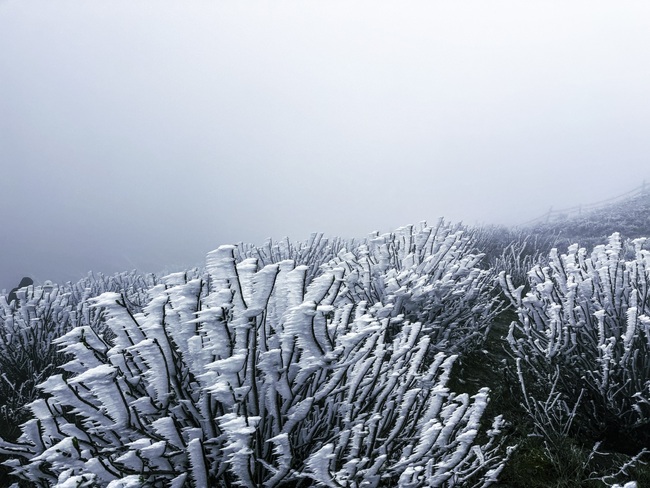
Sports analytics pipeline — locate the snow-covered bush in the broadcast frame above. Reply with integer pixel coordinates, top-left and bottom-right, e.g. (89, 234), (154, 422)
(235, 232), (349, 282)
(489, 239), (548, 293)
(0, 271), (155, 442)
(327, 221), (499, 354)
(1, 245), (511, 487)
(238, 221), (499, 355)
(0, 285), (75, 443)
(64, 270), (159, 313)
(501, 233), (650, 443)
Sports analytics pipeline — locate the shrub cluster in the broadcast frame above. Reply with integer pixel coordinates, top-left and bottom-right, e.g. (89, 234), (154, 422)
(6, 219), (650, 486)
(0, 222), (508, 487)
(502, 234), (650, 443)
(0, 271), (155, 443)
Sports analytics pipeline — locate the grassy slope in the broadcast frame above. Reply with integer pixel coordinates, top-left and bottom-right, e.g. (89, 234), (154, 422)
(529, 193), (650, 250)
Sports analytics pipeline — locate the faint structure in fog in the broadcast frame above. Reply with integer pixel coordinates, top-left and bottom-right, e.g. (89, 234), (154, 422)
(7, 277), (33, 305)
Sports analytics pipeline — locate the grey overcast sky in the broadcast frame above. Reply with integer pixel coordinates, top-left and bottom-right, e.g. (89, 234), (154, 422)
(1, 1), (650, 291)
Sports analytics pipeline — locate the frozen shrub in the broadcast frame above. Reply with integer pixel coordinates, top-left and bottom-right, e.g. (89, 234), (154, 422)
(501, 233), (650, 446)
(236, 221), (500, 355)
(489, 239), (548, 293)
(235, 232), (349, 282)
(328, 220), (499, 354)
(64, 270), (159, 313)
(0, 285), (74, 442)
(0, 271), (155, 442)
(471, 226), (556, 272)
(1, 246), (511, 487)
(237, 221), (499, 355)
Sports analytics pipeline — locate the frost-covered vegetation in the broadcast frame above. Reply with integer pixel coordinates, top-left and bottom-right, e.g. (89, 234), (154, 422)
(0, 222), (511, 487)
(0, 272), (155, 442)
(529, 192), (650, 251)
(502, 234), (650, 444)
(3, 199), (650, 486)
(498, 233), (650, 486)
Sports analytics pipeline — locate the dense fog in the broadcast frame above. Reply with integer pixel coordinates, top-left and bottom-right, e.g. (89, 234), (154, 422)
(2, 0), (649, 290)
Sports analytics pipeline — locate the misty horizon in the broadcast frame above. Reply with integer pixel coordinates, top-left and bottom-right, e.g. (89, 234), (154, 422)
(3, 179), (647, 294)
